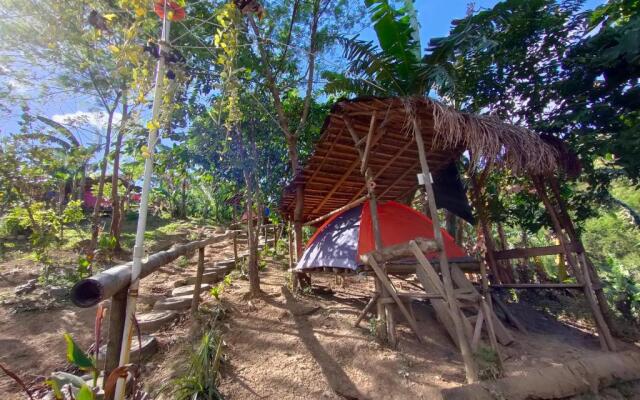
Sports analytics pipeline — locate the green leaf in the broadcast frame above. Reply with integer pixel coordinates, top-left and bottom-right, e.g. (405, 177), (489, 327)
(63, 333), (95, 370)
(76, 384), (95, 400)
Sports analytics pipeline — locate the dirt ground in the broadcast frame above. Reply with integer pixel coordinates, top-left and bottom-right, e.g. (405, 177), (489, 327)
(1, 236), (639, 400)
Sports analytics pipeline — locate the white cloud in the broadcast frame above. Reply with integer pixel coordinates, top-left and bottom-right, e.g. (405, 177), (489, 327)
(52, 110), (122, 132)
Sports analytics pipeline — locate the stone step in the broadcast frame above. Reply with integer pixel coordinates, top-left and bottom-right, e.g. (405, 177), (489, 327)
(185, 271), (221, 285)
(99, 334), (158, 361)
(137, 310), (179, 333)
(171, 283), (212, 297)
(154, 295), (196, 311)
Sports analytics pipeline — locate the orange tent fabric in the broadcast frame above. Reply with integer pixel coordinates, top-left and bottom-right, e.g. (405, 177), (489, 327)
(358, 201), (467, 259)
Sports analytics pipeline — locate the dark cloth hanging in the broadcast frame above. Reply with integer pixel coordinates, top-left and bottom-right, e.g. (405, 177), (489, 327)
(433, 162), (475, 224)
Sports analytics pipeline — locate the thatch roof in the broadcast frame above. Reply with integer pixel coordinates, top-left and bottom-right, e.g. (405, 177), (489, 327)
(281, 96), (561, 222)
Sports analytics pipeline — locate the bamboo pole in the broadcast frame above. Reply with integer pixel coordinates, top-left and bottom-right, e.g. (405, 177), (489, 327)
(113, 6), (170, 398)
(548, 178), (616, 338)
(360, 112), (377, 174)
(303, 195), (368, 226)
(343, 114), (392, 343)
(190, 247), (205, 317)
(413, 117), (479, 383)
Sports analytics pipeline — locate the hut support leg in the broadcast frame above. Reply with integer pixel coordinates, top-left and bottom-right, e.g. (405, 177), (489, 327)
(534, 177), (615, 351)
(413, 120), (478, 383)
(548, 178), (616, 338)
(343, 114), (392, 342)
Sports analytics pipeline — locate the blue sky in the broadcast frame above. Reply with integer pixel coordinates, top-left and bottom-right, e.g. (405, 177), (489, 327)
(0, 0), (605, 138)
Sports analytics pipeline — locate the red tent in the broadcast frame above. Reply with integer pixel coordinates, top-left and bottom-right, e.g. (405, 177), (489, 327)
(298, 201), (467, 271)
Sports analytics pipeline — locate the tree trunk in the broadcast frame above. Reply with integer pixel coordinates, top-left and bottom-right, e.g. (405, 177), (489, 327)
(244, 168), (260, 297)
(90, 98), (120, 251)
(110, 90), (128, 252)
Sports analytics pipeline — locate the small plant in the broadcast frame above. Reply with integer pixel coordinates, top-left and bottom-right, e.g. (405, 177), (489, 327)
(368, 317), (379, 337)
(474, 346), (502, 380)
(170, 327), (225, 400)
(210, 284), (223, 300)
(97, 233), (117, 261)
(223, 274), (232, 287)
(178, 255), (189, 268)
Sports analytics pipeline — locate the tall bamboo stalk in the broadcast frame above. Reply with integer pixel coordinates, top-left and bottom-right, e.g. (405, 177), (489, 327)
(113, 4), (170, 398)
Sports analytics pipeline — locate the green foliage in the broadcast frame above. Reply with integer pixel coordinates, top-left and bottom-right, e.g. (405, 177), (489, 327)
(178, 255), (189, 268)
(170, 328), (224, 400)
(210, 284), (222, 300)
(474, 346), (501, 381)
(63, 333), (95, 371)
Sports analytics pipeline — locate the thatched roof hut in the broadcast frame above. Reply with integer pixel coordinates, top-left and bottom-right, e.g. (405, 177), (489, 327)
(281, 96), (561, 222)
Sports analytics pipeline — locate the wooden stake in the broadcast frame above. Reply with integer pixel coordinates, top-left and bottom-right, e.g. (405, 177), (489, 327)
(413, 118), (478, 383)
(190, 247), (205, 316)
(355, 293), (380, 327)
(490, 294), (527, 334)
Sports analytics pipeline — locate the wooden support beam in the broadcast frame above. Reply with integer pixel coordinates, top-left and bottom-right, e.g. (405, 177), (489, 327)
(343, 114), (392, 343)
(451, 266), (514, 346)
(491, 283), (583, 289)
(360, 112), (377, 174)
(367, 257), (423, 343)
(361, 238), (438, 264)
(347, 139), (415, 203)
(303, 195), (368, 226)
(493, 244), (579, 260)
(413, 117), (478, 383)
(354, 293), (380, 327)
(104, 288), (127, 376)
(190, 247), (205, 317)
(311, 158), (360, 215)
(490, 294), (527, 335)
(379, 160), (420, 199)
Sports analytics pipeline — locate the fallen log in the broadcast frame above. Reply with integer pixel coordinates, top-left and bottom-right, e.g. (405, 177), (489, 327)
(441, 351), (640, 400)
(71, 231), (236, 307)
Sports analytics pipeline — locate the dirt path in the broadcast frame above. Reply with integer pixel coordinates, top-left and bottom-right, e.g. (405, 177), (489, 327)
(2, 237), (639, 399)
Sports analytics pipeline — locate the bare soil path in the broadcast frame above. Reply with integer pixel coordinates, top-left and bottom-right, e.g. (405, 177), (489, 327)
(1, 237), (639, 400)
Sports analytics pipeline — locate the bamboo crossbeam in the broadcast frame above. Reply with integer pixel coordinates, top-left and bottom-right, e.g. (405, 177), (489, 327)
(360, 238), (439, 264)
(71, 231), (237, 307)
(303, 195), (368, 226)
(492, 244), (579, 260)
(491, 283), (584, 289)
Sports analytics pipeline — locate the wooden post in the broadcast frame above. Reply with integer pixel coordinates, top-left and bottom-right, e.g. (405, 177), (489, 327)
(288, 222), (294, 270)
(233, 231), (239, 269)
(191, 247), (205, 316)
(548, 178), (616, 337)
(105, 288), (127, 376)
(532, 177), (581, 282)
(343, 114), (392, 343)
(413, 117), (479, 383)
(534, 177), (615, 351)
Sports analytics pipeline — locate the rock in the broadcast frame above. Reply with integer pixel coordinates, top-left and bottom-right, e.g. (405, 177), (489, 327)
(47, 286), (68, 299)
(15, 279), (37, 295)
(99, 335), (158, 361)
(138, 310), (179, 333)
(154, 295), (194, 311)
(171, 284), (212, 297)
(185, 271), (220, 285)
